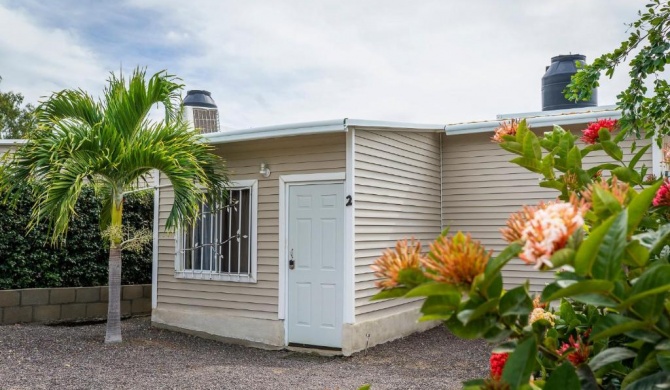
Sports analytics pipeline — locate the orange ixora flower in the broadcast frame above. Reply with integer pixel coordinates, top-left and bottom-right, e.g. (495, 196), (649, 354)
(371, 239), (425, 289)
(491, 119), (520, 143)
(504, 195), (587, 269)
(581, 177), (630, 207)
(501, 203), (545, 243)
(519, 195), (587, 269)
(423, 232), (491, 286)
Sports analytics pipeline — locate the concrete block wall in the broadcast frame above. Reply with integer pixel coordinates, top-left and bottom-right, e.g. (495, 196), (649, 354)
(0, 284), (151, 325)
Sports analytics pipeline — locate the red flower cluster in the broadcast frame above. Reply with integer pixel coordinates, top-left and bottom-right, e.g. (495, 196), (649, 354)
(557, 335), (591, 366)
(654, 179), (670, 207)
(490, 352), (509, 379)
(580, 119), (618, 144)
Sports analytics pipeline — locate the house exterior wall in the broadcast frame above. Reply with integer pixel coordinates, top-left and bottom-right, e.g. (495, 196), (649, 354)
(353, 130), (442, 322)
(441, 124), (653, 292)
(153, 133), (346, 346)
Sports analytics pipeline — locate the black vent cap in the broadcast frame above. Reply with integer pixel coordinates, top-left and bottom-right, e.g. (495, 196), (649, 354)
(183, 90), (217, 108)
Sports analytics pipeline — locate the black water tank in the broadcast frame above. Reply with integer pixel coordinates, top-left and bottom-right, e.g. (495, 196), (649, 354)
(542, 54), (597, 111)
(183, 90), (217, 108)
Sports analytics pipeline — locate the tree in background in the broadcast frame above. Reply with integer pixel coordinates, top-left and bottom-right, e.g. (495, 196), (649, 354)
(0, 76), (36, 139)
(0, 68), (229, 343)
(566, 0), (670, 142)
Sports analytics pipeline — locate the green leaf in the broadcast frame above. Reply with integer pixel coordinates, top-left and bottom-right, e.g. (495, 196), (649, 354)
(591, 211), (627, 280)
(588, 347), (637, 371)
(544, 362), (580, 390)
(542, 280), (614, 303)
(592, 313), (649, 340)
(539, 180), (565, 192)
(598, 126), (612, 141)
(523, 131), (542, 160)
(357, 385), (371, 390)
(623, 240), (650, 267)
(627, 264), (670, 322)
(657, 351), (670, 371)
(624, 371), (670, 390)
(634, 224), (670, 255)
(485, 243), (522, 277)
(574, 212), (624, 277)
(499, 141), (523, 156)
(420, 295), (460, 316)
(499, 285), (533, 317)
(396, 268), (428, 289)
(567, 145), (582, 170)
(446, 314), (494, 339)
(457, 298), (499, 324)
(627, 180), (663, 235)
(576, 364), (599, 390)
(572, 293), (618, 307)
(612, 166), (639, 184)
(550, 248), (575, 268)
(501, 337), (537, 389)
(591, 185), (623, 217)
(511, 156), (543, 174)
(371, 287), (410, 301)
(405, 282), (459, 298)
(621, 355), (663, 389)
(602, 140), (623, 161)
(485, 272), (503, 299)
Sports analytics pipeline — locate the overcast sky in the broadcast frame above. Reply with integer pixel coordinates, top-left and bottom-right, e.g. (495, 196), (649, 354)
(0, 0), (644, 129)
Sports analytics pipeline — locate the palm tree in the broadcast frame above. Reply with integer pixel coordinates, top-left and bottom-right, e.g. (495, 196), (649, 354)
(0, 68), (228, 343)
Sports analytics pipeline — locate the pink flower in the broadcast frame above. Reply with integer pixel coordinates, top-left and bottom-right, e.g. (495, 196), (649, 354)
(580, 119), (618, 144)
(653, 179), (670, 207)
(490, 352), (509, 379)
(491, 119), (519, 143)
(557, 335), (591, 366)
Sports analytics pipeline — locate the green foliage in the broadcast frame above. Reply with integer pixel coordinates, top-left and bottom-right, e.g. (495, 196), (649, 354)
(0, 186), (152, 289)
(372, 124), (670, 388)
(0, 76), (36, 139)
(566, 0), (670, 142)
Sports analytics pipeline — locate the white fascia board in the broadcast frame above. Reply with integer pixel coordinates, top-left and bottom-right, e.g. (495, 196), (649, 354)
(203, 119), (348, 144)
(345, 119), (445, 131)
(0, 139), (27, 145)
(445, 107), (622, 136)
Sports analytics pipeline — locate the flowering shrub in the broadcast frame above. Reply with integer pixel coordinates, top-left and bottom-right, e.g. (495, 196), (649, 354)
(580, 118), (618, 144)
(371, 119), (670, 389)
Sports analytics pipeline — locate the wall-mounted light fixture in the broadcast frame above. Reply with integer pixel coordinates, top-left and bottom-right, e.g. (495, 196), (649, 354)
(259, 162), (271, 178)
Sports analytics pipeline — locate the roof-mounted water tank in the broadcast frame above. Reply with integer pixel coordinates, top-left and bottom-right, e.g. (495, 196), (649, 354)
(183, 90), (220, 133)
(542, 54), (597, 111)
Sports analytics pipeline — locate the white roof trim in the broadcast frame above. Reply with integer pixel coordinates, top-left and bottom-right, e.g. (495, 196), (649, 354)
(445, 106), (622, 136)
(203, 118), (445, 144)
(0, 139), (27, 145)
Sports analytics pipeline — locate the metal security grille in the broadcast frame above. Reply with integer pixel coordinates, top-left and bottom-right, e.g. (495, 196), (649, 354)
(180, 188), (251, 275)
(192, 108), (220, 134)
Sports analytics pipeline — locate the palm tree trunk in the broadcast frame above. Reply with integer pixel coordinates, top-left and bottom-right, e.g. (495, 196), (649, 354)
(105, 193), (124, 344)
(105, 246), (122, 343)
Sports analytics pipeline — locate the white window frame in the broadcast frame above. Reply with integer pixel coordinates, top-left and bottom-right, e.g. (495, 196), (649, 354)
(174, 180), (258, 283)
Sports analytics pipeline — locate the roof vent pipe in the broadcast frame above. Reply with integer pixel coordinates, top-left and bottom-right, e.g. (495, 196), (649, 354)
(542, 54), (597, 111)
(183, 90), (220, 134)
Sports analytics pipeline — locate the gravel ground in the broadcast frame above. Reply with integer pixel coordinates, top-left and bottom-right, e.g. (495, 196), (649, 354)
(0, 316), (490, 390)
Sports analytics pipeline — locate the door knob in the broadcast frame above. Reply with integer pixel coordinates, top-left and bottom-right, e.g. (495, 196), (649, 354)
(289, 249), (295, 270)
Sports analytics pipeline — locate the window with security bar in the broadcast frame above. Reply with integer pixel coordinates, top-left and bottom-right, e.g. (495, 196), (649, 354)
(192, 108), (219, 134)
(176, 182), (257, 282)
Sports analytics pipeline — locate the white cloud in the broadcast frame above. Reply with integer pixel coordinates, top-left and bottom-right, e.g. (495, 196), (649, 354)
(0, 5), (108, 105)
(2, 0), (645, 128)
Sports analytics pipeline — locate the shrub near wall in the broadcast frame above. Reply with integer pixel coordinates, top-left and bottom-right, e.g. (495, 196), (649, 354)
(0, 186), (153, 289)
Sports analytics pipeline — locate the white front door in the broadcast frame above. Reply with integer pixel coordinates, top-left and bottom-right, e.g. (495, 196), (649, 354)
(287, 183), (344, 348)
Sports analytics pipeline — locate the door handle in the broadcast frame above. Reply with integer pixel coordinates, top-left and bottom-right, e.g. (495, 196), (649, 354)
(289, 249), (295, 270)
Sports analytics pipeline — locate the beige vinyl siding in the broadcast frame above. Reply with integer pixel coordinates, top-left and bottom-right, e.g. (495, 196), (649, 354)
(442, 124), (653, 292)
(157, 133), (346, 319)
(354, 130), (442, 321)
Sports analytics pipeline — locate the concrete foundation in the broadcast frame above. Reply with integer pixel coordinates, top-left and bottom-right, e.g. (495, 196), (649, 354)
(342, 306), (438, 356)
(153, 304), (437, 356)
(152, 306), (285, 348)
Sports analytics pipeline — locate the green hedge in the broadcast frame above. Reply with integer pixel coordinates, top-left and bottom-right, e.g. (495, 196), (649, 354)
(0, 187), (153, 289)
